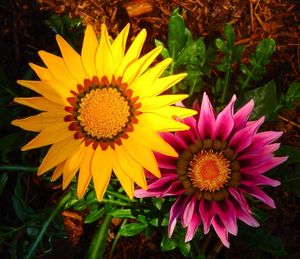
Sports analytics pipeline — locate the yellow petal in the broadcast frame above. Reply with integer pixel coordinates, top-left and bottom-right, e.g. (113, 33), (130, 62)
(134, 73), (187, 98)
(21, 123), (71, 151)
(122, 137), (161, 178)
(62, 168), (78, 190)
(91, 146), (113, 201)
(115, 145), (147, 189)
(38, 136), (81, 175)
(122, 46), (162, 85)
(29, 63), (52, 80)
(95, 24), (114, 81)
(51, 162), (65, 182)
(131, 125), (178, 157)
(130, 58), (172, 93)
(38, 50), (77, 89)
(112, 151), (134, 198)
(138, 113), (190, 132)
(81, 25), (98, 78)
(17, 80), (69, 105)
(111, 24), (130, 71)
(12, 112), (65, 132)
(14, 97), (64, 112)
(56, 34), (87, 83)
(115, 29), (147, 77)
(139, 94), (188, 112)
(77, 145), (94, 199)
(150, 105), (197, 119)
(62, 143), (86, 189)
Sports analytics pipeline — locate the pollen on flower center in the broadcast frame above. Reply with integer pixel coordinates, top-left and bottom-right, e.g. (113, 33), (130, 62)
(77, 87), (131, 139)
(65, 76), (141, 150)
(176, 138), (241, 201)
(188, 150), (231, 192)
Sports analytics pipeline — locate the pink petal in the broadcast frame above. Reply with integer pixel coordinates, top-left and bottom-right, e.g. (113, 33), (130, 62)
(183, 115), (200, 139)
(134, 175), (178, 198)
(233, 99), (254, 132)
(245, 131), (283, 153)
(164, 181), (186, 196)
(168, 197), (183, 238)
(240, 173), (280, 187)
(236, 208), (260, 227)
(240, 156), (288, 174)
(213, 95), (236, 141)
(199, 200), (215, 234)
(161, 132), (187, 151)
(228, 188), (260, 227)
(212, 217), (230, 248)
(239, 143), (281, 160)
(240, 185), (276, 208)
(182, 196), (196, 227)
(213, 200), (238, 235)
(185, 207), (202, 242)
(229, 116), (264, 153)
(239, 153), (274, 168)
(175, 128), (195, 144)
(198, 92), (216, 140)
(155, 152), (177, 169)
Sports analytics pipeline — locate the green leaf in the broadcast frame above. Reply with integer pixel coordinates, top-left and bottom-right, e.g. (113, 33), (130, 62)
(239, 225), (287, 256)
(84, 207), (105, 224)
(72, 199), (89, 211)
(149, 217), (169, 227)
(119, 222), (147, 237)
(276, 145), (300, 164)
(168, 8), (186, 58)
(155, 39), (170, 59)
(224, 23), (235, 46)
(283, 81), (300, 107)
(109, 209), (136, 219)
(0, 173), (8, 195)
(239, 39), (275, 90)
(175, 38), (206, 66)
(12, 176), (34, 223)
(240, 80), (277, 121)
(161, 233), (177, 252)
(0, 133), (24, 150)
(215, 39), (226, 52)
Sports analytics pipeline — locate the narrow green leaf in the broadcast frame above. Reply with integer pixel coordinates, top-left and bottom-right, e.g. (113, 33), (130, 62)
(168, 8), (186, 58)
(240, 80), (277, 120)
(119, 222), (147, 237)
(84, 208), (105, 224)
(155, 39), (171, 59)
(161, 233), (177, 252)
(109, 209), (136, 219)
(224, 23), (235, 46)
(0, 173), (8, 195)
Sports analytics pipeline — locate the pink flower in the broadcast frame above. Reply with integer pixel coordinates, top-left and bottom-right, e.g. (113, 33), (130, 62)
(135, 92), (287, 247)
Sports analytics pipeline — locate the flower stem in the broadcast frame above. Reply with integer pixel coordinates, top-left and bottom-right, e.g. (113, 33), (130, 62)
(24, 191), (72, 259)
(0, 165), (37, 172)
(109, 219), (128, 259)
(85, 214), (113, 259)
(220, 53), (232, 105)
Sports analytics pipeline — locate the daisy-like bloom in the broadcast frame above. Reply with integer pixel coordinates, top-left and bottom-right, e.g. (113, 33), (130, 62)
(135, 92), (287, 247)
(12, 24), (196, 201)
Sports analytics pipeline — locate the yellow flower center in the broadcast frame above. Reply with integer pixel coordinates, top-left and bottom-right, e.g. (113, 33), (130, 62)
(64, 76), (141, 150)
(188, 150), (231, 192)
(176, 138), (241, 201)
(77, 87), (131, 139)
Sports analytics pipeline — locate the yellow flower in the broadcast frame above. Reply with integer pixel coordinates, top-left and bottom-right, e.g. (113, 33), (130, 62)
(12, 24), (196, 201)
